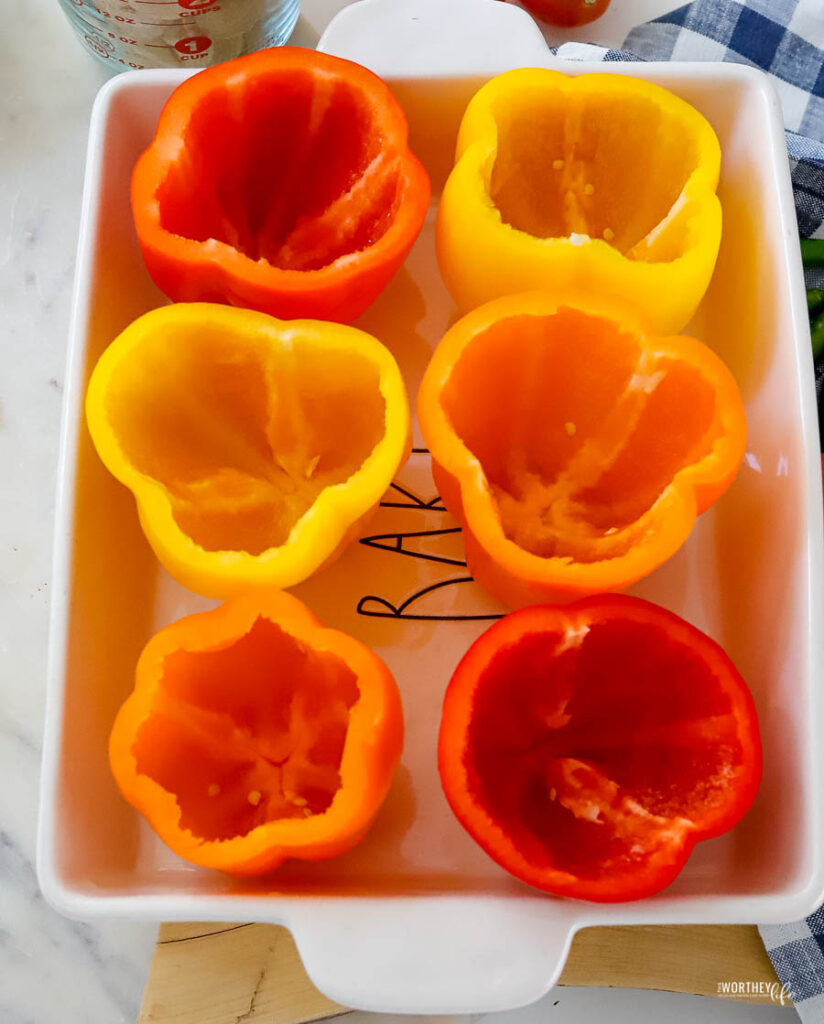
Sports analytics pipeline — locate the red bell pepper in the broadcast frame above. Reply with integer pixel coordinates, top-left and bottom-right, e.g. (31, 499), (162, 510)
(506, 0), (611, 27)
(439, 595), (762, 902)
(131, 48), (430, 323)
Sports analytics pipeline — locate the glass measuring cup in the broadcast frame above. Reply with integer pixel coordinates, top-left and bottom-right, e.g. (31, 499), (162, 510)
(57, 0), (301, 71)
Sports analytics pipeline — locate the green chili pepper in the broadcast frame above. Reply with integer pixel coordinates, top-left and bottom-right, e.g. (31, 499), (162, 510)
(808, 289), (824, 317)
(801, 238), (824, 268)
(811, 309), (824, 362)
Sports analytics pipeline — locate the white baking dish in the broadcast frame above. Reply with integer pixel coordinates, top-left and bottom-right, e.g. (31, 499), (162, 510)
(38, 0), (824, 1013)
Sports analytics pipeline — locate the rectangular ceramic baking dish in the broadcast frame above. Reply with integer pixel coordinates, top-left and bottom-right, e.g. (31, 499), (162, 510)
(38, 0), (824, 1013)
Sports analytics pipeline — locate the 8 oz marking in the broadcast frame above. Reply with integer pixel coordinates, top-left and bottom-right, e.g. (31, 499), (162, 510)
(76, 0), (218, 57)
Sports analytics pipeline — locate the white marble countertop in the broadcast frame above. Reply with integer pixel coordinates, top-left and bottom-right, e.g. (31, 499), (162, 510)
(0, 0), (800, 1021)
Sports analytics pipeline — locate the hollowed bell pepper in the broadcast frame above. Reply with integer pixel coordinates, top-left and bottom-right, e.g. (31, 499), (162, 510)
(436, 69), (721, 334)
(417, 292), (746, 608)
(86, 303), (410, 599)
(439, 596), (762, 902)
(110, 591), (404, 875)
(132, 47), (430, 324)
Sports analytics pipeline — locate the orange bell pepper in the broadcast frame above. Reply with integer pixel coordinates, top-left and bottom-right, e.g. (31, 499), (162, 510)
(131, 47), (430, 324)
(417, 292), (746, 608)
(85, 303), (410, 599)
(436, 69), (721, 334)
(109, 590), (404, 875)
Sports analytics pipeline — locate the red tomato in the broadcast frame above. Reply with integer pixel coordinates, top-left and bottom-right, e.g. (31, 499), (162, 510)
(439, 596), (762, 902)
(515, 0), (611, 27)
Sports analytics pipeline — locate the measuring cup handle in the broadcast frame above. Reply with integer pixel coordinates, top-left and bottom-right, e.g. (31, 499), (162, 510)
(317, 0), (551, 76)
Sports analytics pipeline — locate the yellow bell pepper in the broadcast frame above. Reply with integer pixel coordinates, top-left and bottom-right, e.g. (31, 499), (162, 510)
(85, 303), (410, 599)
(436, 70), (722, 334)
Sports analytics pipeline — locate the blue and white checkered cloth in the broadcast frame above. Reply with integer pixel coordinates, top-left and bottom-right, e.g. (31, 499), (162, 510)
(553, 1), (824, 1019)
(763, 912), (824, 1021)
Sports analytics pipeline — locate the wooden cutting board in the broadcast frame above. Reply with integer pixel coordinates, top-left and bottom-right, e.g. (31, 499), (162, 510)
(137, 923), (785, 1022)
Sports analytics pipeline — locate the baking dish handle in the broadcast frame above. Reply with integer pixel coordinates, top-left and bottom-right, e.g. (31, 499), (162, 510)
(315, 0), (567, 1014)
(317, 0), (551, 75)
(290, 898), (579, 1014)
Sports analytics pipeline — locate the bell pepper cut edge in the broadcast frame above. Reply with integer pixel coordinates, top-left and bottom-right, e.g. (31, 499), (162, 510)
(455, 70), (720, 177)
